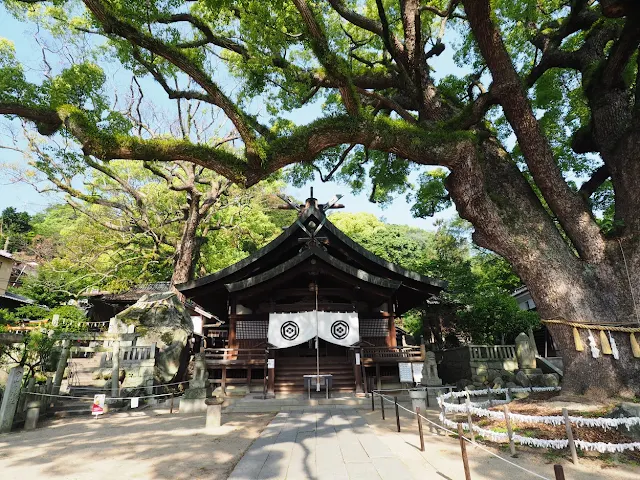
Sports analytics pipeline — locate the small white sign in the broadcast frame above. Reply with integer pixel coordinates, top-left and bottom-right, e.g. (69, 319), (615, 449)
(355, 353), (361, 365)
(191, 316), (203, 335)
(130, 397), (139, 409)
(268, 359), (275, 369)
(92, 394), (106, 417)
(398, 363), (413, 383)
(412, 363), (423, 384)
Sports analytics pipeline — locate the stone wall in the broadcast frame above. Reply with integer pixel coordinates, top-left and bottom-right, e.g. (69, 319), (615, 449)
(436, 345), (518, 384)
(436, 347), (471, 383)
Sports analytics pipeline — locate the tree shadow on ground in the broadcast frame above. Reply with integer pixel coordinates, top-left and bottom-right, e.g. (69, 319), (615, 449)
(0, 408), (273, 480)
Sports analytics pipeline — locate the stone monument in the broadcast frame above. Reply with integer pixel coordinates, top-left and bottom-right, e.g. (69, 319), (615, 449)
(515, 332), (542, 377)
(179, 352), (209, 414)
(0, 365), (24, 433)
(421, 351), (442, 386)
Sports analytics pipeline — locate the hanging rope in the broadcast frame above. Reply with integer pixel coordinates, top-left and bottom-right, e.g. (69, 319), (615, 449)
(542, 319), (640, 333)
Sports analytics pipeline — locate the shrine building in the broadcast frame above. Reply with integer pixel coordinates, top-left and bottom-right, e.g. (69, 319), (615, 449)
(177, 192), (446, 396)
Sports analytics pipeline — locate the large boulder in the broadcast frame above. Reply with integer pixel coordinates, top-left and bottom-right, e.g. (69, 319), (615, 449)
(529, 374), (546, 387)
(492, 377), (505, 389)
(607, 404), (640, 440)
(116, 292), (193, 383)
(515, 370), (531, 387)
(456, 379), (473, 390)
(542, 373), (560, 387)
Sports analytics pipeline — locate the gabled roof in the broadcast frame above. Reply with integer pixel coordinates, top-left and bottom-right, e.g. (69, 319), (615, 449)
(177, 199), (446, 316)
(177, 204), (445, 294)
(225, 246), (402, 293)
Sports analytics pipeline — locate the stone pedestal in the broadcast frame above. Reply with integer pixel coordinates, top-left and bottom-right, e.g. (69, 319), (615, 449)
(205, 398), (223, 429)
(0, 365), (24, 433)
(24, 401), (40, 431)
(409, 389), (427, 412)
(180, 352), (208, 414)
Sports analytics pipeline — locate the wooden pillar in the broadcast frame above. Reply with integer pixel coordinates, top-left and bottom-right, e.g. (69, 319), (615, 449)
(388, 316), (397, 347)
(375, 362), (382, 391)
(353, 348), (363, 394)
(221, 366), (227, 396)
(386, 299), (397, 347)
(228, 317), (238, 349)
(362, 363), (369, 394)
(247, 367), (252, 391)
(228, 296), (237, 349)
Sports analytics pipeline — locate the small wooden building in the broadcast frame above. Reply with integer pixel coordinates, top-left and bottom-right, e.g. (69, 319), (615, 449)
(177, 195), (446, 395)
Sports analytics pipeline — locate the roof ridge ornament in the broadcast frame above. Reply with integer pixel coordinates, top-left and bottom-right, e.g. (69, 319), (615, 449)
(277, 187), (345, 215)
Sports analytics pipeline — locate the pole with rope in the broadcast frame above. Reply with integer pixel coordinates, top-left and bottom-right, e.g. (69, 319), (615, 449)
(315, 282), (320, 392)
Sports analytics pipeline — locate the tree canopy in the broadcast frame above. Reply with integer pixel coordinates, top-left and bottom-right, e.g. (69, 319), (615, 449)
(0, 207), (33, 252)
(2, 0), (640, 395)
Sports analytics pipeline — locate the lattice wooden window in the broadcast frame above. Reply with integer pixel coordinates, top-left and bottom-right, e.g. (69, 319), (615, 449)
(236, 320), (269, 340)
(360, 319), (389, 337)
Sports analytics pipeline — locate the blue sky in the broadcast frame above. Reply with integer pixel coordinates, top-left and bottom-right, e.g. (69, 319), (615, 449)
(0, 4), (469, 230)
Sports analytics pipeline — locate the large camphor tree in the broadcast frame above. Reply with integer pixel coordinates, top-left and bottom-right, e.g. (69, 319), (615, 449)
(1, 0), (639, 396)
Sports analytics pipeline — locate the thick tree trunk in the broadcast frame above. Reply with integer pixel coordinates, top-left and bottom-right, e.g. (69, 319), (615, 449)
(524, 240), (640, 396)
(445, 137), (640, 397)
(171, 199), (201, 286)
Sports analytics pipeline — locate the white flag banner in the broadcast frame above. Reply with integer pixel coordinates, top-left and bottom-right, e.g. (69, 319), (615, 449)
(317, 311), (360, 346)
(268, 311), (316, 348)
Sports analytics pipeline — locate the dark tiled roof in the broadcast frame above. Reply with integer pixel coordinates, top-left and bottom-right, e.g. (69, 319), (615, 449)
(0, 291), (35, 305)
(89, 282), (171, 302)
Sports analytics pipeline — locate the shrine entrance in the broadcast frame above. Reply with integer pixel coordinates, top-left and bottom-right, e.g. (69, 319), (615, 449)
(179, 189), (446, 395)
(275, 339), (349, 358)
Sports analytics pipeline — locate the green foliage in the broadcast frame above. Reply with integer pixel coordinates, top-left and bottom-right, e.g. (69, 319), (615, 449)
(330, 212), (539, 343)
(457, 290), (540, 344)
(0, 207), (33, 252)
(13, 258), (86, 307)
(410, 169), (452, 218)
(401, 310), (423, 337)
(329, 212), (433, 272)
(0, 308), (18, 327)
(49, 305), (87, 332)
(13, 305), (49, 320)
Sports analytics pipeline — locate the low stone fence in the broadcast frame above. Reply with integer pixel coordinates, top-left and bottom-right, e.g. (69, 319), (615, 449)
(103, 344), (156, 366)
(436, 345), (518, 384)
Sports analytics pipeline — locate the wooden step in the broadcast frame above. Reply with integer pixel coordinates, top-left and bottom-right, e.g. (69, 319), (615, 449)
(275, 355), (355, 392)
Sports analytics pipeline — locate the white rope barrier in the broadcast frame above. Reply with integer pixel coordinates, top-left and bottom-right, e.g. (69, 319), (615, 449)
(436, 387), (640, 453)
(64, 380), (190, 392)
(372, 392), (551, 480)
(23, 390), (185, 401)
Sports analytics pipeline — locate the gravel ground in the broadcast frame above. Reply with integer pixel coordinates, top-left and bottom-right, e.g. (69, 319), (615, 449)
(1, 403), (638, 480)
(0, 407), (273, 480)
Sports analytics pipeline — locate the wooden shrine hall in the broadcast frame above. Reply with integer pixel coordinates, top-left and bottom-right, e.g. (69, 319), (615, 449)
(177, 191), (446, 396)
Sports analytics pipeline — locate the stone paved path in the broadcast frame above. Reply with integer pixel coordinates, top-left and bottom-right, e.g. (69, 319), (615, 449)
(228, 408), (425, 480)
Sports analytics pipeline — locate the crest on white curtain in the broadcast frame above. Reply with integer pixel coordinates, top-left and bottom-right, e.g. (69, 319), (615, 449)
(267, 312), (316, 348)
(317, 311), (360, 346)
